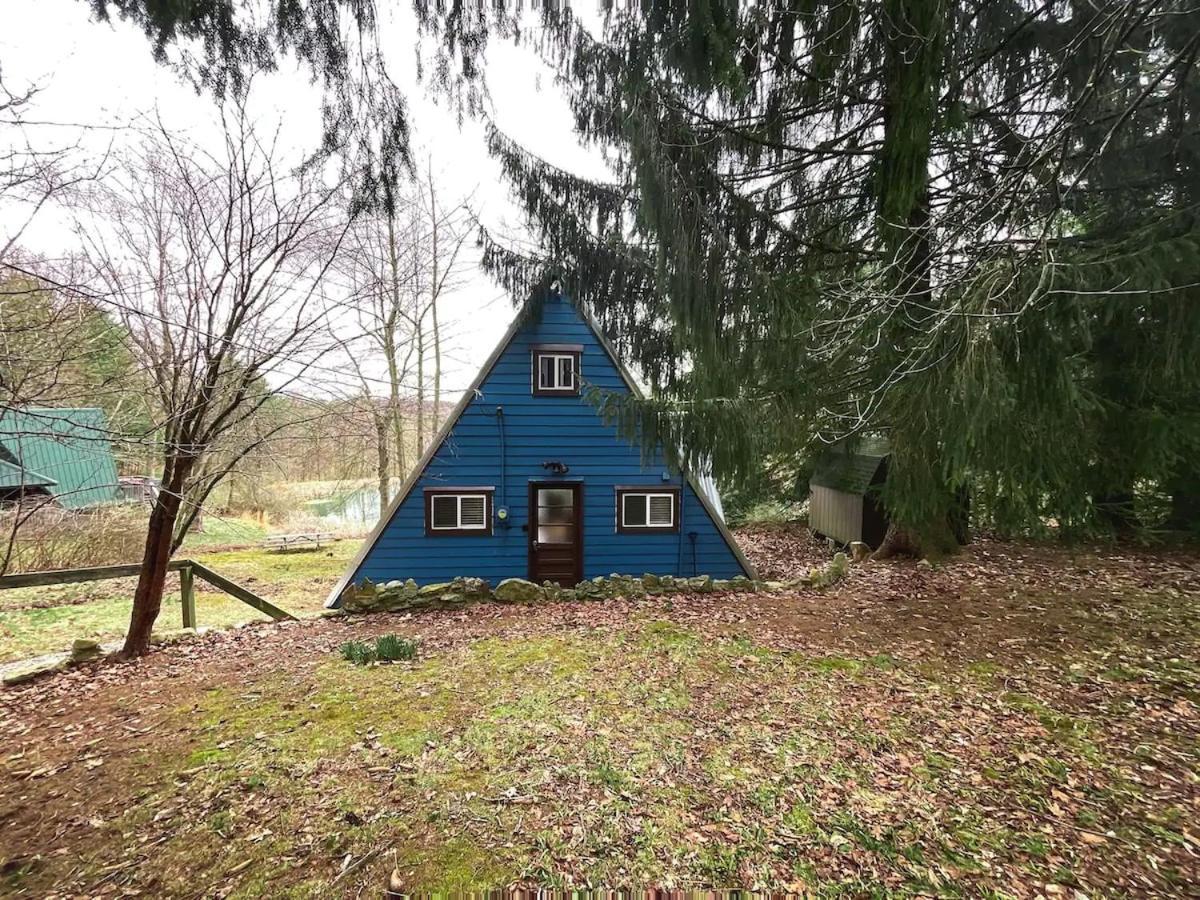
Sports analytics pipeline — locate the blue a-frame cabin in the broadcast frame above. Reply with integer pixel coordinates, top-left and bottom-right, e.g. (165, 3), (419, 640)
(326, 291), (753, 606)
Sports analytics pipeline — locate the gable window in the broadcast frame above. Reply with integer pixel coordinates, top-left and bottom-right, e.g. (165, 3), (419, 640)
(424, 487), (494, 536)
(616, 487), (680, 533)
(532, 344), (582, 396)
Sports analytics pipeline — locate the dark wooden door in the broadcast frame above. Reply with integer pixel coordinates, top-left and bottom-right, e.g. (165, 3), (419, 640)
(528, 482), (583, 586)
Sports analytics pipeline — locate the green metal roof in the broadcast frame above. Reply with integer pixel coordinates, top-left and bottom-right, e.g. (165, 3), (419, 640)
(809, 436), (890, 495)
(0, 457), (56, 490)
(0, 408), (120, 508)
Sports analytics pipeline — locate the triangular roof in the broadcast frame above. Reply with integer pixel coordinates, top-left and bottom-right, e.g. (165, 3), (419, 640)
(326, 293), (754, 606)
(809, 436), (890, 495)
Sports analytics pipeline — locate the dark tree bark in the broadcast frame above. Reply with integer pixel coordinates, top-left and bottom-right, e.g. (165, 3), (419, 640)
(1166, 463), (1200, 532)
(121, 460), (190, 657)
(1093, 489), (1140, 536)
(375, 412), (390, 512)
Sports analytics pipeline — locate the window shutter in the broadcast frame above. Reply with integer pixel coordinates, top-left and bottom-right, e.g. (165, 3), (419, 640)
(648, 495), (674, 526)
(459, 495), (486, 527)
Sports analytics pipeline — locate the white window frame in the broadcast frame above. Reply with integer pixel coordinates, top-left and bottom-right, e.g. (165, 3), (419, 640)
(534, 352), (578, 393)
(425, 489), (493, 534)
(617, 490), (679, 532)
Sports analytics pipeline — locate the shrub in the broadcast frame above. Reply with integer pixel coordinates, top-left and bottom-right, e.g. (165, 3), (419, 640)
(374, 633), (418, 661)
(0, 505), (150, 572)
(339, 640), (376, 665)
(339, 634), (418, 665)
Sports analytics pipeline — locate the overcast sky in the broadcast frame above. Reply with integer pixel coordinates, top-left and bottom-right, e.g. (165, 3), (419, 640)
(1, 0), (611, 399)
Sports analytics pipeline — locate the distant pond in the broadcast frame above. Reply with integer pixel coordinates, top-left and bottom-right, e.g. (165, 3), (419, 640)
(305, 485), (382, 527)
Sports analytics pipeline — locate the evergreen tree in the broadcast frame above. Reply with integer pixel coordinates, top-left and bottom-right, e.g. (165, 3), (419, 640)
(86, 0), (1200, 543)
(425, 0), (1200, 547)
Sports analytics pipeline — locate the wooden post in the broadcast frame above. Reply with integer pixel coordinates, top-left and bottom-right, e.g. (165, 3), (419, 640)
(180, 565), (196, 629)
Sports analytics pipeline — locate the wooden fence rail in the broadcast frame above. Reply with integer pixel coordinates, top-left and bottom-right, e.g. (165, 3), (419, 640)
(0, 560), (294, 628)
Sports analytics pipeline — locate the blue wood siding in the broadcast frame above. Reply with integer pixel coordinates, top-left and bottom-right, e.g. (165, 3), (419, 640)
(350, 296), (749, 587)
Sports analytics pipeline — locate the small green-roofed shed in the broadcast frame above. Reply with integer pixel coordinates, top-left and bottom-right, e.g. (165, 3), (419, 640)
(808, 436), (891, 548)
(0, 408), (120, 509)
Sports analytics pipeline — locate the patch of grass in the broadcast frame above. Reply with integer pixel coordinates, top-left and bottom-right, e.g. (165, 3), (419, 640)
(180, 517), (267, 549)
(783, 801), (818, 835)
(208, 810), (233, 837)
(13, 606), (1199, 896)
(0, 541), (360, 663)
(808, 654), (863, 673)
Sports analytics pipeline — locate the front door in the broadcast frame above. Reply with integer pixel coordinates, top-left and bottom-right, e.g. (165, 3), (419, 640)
(528, 482), (583, 586)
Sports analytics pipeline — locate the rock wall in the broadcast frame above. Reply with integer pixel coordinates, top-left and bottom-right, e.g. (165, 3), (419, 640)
(339, 553), (850, 615)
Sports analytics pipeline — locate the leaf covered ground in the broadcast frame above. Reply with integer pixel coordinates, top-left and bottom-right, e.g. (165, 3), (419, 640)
(0, 526), (1197, 897)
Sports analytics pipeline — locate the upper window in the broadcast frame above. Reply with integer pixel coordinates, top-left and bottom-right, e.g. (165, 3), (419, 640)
(532, 344), (582, 396)
(424, 488), (493, 535)
(616, 487), (680, 533)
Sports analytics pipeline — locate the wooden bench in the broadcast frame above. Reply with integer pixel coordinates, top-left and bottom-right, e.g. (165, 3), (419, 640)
(261, 532), (335, 552)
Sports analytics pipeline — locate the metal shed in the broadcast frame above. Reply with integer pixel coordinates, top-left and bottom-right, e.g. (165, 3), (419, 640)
(0, 408), (121, 509)
(808, 437), (891, 548)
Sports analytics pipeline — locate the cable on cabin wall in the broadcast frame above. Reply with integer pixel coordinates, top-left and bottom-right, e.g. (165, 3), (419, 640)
(496, 406), (507, 527)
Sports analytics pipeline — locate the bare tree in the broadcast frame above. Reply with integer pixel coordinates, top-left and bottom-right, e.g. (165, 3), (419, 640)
(76, 104), (354, 657)
(328, 201), (420, 509)
(398, 158), (472, 454)
(327, 158), (471, 498)
(417, 157), (472, 438)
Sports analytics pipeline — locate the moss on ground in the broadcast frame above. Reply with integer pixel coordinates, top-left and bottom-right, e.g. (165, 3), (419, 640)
(14, 613), (1189, 897)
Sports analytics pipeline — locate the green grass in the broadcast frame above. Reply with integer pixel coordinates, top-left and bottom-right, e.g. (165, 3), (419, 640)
(23, 621), (1182, 895)
(5, 609), (1198, 896)
(179, 517), (268, 549)
(0, 540), (360, 662)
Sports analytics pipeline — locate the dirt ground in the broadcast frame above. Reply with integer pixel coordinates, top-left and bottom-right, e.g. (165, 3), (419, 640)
(0, 526), (1197, 897)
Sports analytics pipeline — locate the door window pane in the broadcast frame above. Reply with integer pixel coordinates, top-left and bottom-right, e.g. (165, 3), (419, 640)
(538, 524), (573, 544)
(539, 504), (573, 525)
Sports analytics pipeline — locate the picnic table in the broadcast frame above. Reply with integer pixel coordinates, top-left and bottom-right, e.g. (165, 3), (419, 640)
(261, 532), (335, 552)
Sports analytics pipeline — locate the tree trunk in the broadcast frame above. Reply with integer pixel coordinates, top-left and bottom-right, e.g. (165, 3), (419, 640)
(1094, 489), (1140, 535)
(121, 464), (188, 658)
(428, 161), (442, 436)
(384, 212), (406, 480)
(1166, 467), (1200, 532)
(415, 285), (425, 455)
(873, 488), (968, 560)
(374, 412), (390, 516)
(872, 514), (960, 561)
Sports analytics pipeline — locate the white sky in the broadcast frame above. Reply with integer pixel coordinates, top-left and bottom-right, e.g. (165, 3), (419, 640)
(1, 0), (611, 400)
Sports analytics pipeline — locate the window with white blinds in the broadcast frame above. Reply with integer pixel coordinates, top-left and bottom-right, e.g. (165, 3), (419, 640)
(425, 490), (493, 534)
(616, 488), (679, 533)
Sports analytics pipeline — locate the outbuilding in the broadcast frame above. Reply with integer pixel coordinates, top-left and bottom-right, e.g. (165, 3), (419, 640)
(326, 290), (753, 606)
(808, 437), (891, 549)
(0, 408), (121, 509)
